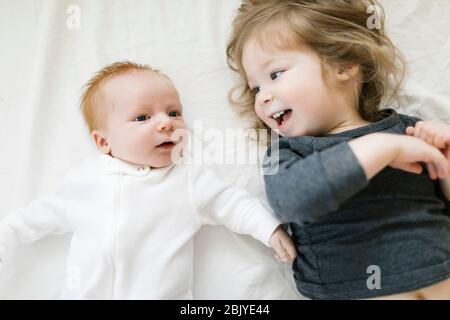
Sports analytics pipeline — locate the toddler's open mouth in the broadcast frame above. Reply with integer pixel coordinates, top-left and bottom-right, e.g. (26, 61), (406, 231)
(272, 109), (292, 127)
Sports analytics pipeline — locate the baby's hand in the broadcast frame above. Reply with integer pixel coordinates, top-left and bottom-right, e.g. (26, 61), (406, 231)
(269, 225), (297, 264)
(406, 121), (450, 179)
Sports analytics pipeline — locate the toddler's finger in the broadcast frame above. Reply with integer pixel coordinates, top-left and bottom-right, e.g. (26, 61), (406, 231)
(432, 133), (447, 150)
(426, 163), (437, 180)
(405, 127), (415, 136)
(424, 130), (436, 147)
(415, 121), (424, 138)
(430, 149), (450, 179)
(430, 163), (443, 180)
(440, 162), (450, 178)
(445, 148), (450, 166)
(409, 162), (423, 175)
(396, 162), (422, 175)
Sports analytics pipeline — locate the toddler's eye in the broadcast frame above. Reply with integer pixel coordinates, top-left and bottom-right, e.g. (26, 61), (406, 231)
(270, 70), (283, 80)
(169, 111), (181, 117)
(252, 86), (260, 95)
(135, 114), (150, 122)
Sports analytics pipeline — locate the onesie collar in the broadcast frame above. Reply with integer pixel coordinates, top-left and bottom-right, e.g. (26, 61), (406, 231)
(96, 154), (175, 177)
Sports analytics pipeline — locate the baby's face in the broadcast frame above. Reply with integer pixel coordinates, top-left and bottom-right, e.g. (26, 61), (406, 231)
(97, 71), (185, 168)
(242, 38), (349, 137)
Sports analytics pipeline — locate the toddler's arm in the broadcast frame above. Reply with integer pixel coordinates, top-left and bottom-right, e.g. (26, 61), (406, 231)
(264, 133), (449, 225)
(0, 189), (70, 267)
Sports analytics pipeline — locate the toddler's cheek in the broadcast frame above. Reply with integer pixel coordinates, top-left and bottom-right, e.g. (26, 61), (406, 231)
(255, 110), (270, 126)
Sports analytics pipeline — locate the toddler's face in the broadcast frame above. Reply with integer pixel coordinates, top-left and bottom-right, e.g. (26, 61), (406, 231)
(242, 38), (351, 137)
(95, 71), (185, 168)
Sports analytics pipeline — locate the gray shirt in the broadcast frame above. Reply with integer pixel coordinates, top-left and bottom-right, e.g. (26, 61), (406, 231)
(264, 109), (450, 299)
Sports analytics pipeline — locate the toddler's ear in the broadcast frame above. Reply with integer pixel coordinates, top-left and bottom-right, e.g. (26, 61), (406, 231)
(91, 130), (111, 154)
(336, 64), (361, 82)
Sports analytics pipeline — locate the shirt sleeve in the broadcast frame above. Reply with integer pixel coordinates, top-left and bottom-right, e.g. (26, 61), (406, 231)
(0, 185), (71, 266)
(263, 139), (369, 226)
(190, 165), (280, 246)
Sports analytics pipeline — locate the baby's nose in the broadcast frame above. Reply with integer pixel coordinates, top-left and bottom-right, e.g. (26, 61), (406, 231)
(157, 115), (174, 131)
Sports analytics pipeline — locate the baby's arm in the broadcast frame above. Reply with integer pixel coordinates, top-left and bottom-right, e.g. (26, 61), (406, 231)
(264, 133), (449, 225)
(190, 165), (296, 262)
(0, 189), (70, 267)
(405, 121), (450, 200)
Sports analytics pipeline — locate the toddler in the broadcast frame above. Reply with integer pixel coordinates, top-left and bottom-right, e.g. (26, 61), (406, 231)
(227, 0), (450, 299)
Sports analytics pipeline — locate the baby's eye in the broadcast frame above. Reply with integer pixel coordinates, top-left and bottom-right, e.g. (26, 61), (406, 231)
(169, 111), (181, 117)
(134, 114), (150, 122)
(252, 86), (260, 95)
(270, 70), (284, 80)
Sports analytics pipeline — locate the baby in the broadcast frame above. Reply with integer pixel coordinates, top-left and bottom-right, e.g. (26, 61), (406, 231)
(0, 61), (297, 299)
(227, 0), (450, 299)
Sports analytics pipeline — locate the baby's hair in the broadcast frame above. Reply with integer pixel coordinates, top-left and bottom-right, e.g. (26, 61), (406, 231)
(226, 0), (406, 132)
(80, 60), (169, 132)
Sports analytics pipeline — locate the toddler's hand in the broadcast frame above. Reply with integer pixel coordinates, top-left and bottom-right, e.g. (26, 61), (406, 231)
(406, 121), (450, 179)
(269, 225), (297, 264)
(387, 134), (449, 180)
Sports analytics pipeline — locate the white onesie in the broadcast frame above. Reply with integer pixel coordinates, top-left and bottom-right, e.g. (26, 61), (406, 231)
(0, 153), (280, 299)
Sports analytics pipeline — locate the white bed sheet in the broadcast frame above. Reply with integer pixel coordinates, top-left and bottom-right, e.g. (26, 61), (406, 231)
(0, 0), (449, 299)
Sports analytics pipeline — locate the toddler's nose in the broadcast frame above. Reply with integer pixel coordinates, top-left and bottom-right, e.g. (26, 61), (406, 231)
(256, 90), (274, 107)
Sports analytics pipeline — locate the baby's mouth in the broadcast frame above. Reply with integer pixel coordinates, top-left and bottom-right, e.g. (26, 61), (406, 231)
(272, 109), (292, 127)
(156, 141), (175, 149)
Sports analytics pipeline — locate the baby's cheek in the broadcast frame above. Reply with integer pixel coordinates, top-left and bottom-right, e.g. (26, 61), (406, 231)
(178, 117), (186, 125)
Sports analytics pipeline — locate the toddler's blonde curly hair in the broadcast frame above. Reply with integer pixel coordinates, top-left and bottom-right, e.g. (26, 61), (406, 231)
(226, 0), (406, 132)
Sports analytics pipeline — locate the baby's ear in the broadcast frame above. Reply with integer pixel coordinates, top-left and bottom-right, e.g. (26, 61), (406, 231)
(336, 64), (361, 82)
(91, 130), (111, 154)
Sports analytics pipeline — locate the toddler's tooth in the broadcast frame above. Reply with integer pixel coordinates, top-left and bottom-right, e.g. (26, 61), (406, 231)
(272, 110), (287, 119)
